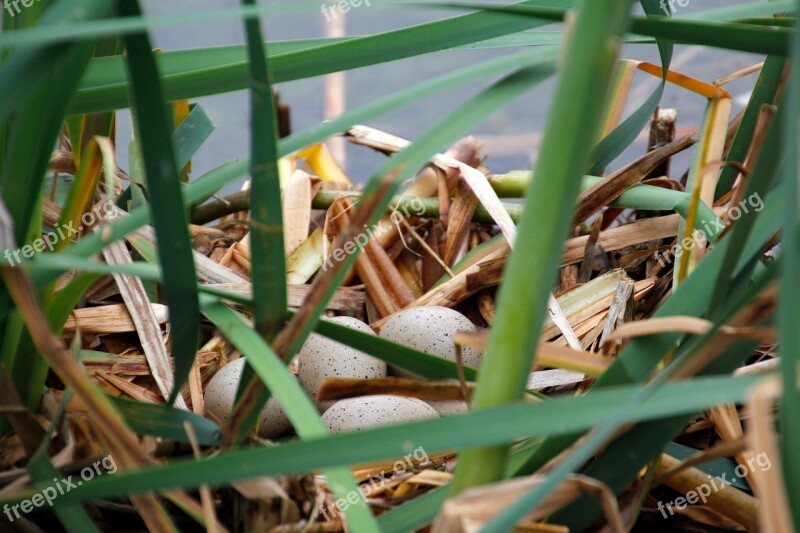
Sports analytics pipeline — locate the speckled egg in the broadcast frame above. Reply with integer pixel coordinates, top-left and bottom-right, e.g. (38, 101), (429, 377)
(379, 306), (483, 377)
(298, 316), (387, 410)
(204, 358), (292, 439)
(322, 395), (439, 433)
(426, 400), (469, 416)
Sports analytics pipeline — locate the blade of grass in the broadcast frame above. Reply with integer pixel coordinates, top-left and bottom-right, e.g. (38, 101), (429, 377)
(224, 0), (292, 462)
(0, 26), (96, 410)
(67, 37), (121, 164)
(2, 0), (790, 51)
(0, 0), (112, 122)
(173, 103), (214, 171)
(779, 2), (800, 524)
(118, 0), (200, 405)
(716, 55), (788, 196)
(591, 0), (673, 173)
(707, 102), (785, 319)
(451, 0), (634, 493)
(377, 486), (449, 533)
(436, 2), (792, 55)
(240, 0), (286, 343)
(107, 395), (220, 446)
(37, 373), (763, 504)
(116, 102), (213, 208)
(70, 0), (576, 113)
(674, 84), (732, 284)
(0, 1), (357, 49)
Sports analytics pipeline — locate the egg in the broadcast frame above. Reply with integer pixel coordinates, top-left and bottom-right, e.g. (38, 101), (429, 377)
(379, 306), (483, 377)
(322, 395), (439, 433)
(298, 316), (387, 410)
(204, 358), (292, 439)
(426, 400), (469, 416)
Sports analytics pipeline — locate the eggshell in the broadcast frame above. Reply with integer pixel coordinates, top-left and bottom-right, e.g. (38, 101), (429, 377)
(379, 306), (483, 377)
(204, 358), (292, 439)
(426, 400), (469, 416)
(298, 316), (387, 410)
(322, 395), (439, 433)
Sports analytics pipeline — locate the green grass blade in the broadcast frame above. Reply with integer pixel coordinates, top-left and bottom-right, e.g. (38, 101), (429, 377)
(69, 0), (575, 113)
(689, 0), (795, 21)
(107, 395), (220, 446)
(280, 46), (557, 154)
(376, 487), (449, 533)
(452, 0), (634, 493)
(589, 0), (673, 172)
(0, 0), (112, 122)
(226, 0), (290, 448)
(0, 2), (343, 49)
(316, 319), (479, 380)
(78, 31), (571, 95)
(716, 56), (787, 196)
(35, 374), (763, 504)
(240, 0), (286, 342)
(779, 2), (800, 524)
(173, 103), (214, 170)
(707, 105), (785, 319)
(118, 0), (199, 405)
(1, 41), (93, 248)
(436, 2), (792, 55)
(631, 15), (791, 55)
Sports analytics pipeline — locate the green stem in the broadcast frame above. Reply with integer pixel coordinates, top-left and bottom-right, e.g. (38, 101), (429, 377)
(779, 0), (800, 525)
(450, 0), (635, 493)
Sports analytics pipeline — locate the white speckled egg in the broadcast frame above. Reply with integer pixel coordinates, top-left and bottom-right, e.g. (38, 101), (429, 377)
(426, 400), (469, 416)
(322, 395), (438, 433)
(204, 358), (292, 439)
(298, 316), (387, 410)
(379, 306), (483, 377)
